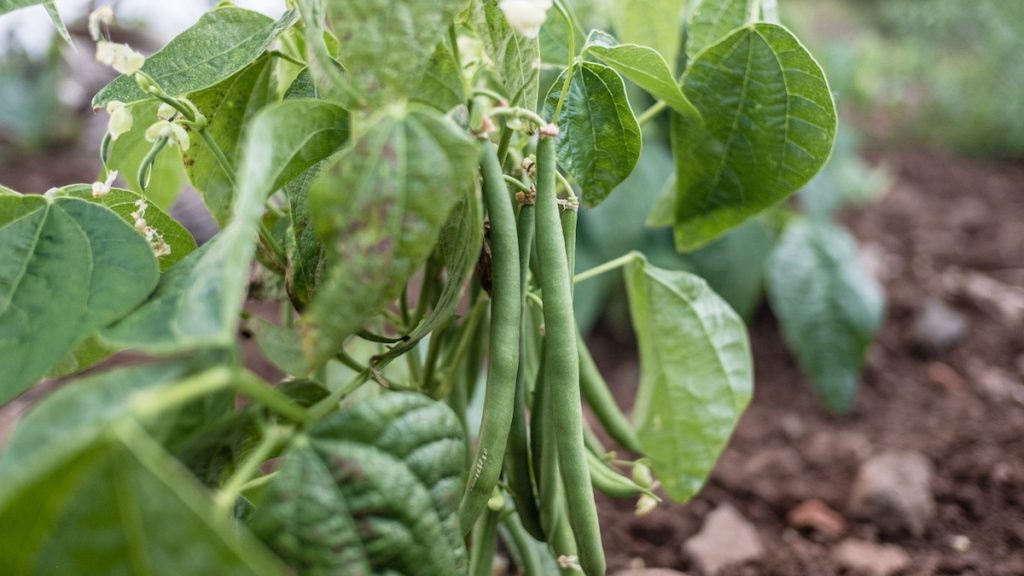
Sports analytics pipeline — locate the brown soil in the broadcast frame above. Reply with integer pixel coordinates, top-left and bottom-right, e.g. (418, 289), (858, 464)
(592, 149), (1024, 575)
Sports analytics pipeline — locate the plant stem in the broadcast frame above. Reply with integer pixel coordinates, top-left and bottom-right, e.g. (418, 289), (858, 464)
(215, 424), (291, 514)
(490, 107), (548, 129)
(504, 174), (533, 194)
(573, 251), (641, 284)
(306, 369), (372, 421)
(636, 100), (668, 126)
(132, 367), (233, 419)
(230, 370), (311, 425)
(436, 296), (488, 400)
(551, 0), (577, 124)
(762, 0), (779, 23)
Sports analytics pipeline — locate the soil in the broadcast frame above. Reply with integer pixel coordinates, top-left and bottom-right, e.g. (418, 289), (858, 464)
(591, 149), (1024, 575)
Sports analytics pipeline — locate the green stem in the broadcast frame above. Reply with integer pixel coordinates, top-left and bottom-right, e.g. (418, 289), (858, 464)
(490, 107), (548, 129)
(267, 49), (305, 67)
(215, 425), (292, 514)
(636, 100), (669, 126)
(230, 370), (311, 425)
(551, 0), (577, 124)
(762, 0), (779, 23)
(132, 367), (233, 420)
(573, 251), (642, 284)
(307, 370), (372, 421)
(504, 174), (533, 194)
(436, 296), (488, 400)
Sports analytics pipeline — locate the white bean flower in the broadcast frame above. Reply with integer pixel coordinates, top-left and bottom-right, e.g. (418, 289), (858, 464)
(145, 120), (191, 151)
(106, 101), (133, 141)
(95, 41), (145, 75)
(499, 0), (553, 38)
(91, 170), (119, 198)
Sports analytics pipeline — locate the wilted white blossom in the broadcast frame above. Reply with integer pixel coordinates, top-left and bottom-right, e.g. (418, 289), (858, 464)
(130, 198), (170, 257)
(91, 170), (119, 198)
(105, 101), (133, 141)
(157, 102), (178, 121)
(499, 0), (553, 38)
(95, 41), (145, 75)
(88, 5), (115, 41)
(145, 120), (190, 151)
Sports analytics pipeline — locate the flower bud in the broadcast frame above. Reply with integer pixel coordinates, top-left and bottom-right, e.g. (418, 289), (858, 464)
(145, 120), (190, 151)
(498, 0), (553, 38)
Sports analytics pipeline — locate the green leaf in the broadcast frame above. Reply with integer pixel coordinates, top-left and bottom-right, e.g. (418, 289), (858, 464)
(472, 0), (541, 109)
(58, 184), (197, 271)
(539, 7), (583, 66)
(583, 30), (700, 119)
(0, 422), (283, 576)
(0, 0), (45, 16)
(42, 1), (71, 45)
(764, 219), (884, 413)
(248, 393), (467, 575)
(413, 40), (467, 113)
(45, 335), (116, 379)
(624, 257), (752, 501)
(686, 0), (756, 60)
(106, 100), (187, 210)
(319, 0), (467, 107)
(543, 61), (642, 207)
(375, 184), (485, 364)
(252, 318), (308, 377)
(611, 0), (686, 67)
(305, 106), (477, 366)
(672, 24), (837, 250)
(0, 195), (158, 404)
(0, 361), (220, 476)
(186, 56), (276, 226)
(93, 7), (297, 108)
(103, 99), (349, 354)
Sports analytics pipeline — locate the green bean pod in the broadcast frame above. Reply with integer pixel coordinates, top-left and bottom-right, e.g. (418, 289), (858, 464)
(459, 140), (522, 533)
(586, 450), (649, 500)
(468, 508), (501, 576)
(505, 197), (546, 541)
(578, 329), (644, 454)
(534, 132), (605, 576)
(499, 511), (545, 576)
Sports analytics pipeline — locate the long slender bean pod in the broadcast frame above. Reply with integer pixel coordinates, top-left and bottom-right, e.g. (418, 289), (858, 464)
(586, 450), (650, 499)
(578, 328), (643, 454)
(459, 139), (522, 533)
(505, 195), (546, 540)
(468, 508), (501, 576)
(534, 129), (605, 575)
(500, 511), (545, 576)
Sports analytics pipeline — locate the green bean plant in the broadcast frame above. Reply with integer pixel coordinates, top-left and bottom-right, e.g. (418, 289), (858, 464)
(0, 0), (835, 574)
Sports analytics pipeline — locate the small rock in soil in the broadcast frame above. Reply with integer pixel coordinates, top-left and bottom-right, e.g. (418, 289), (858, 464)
(833, 539), (910, 576)
(849, 450), (935, 537)
(683, 503), (764, 575)
(911, 297), (967, 353)
(787, 499), (847, 538)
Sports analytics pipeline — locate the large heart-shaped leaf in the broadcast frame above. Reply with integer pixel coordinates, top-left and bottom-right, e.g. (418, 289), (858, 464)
(0, 194), (158, 404)
(414, 41), (467, 113)
(685, 0), (757, 60)
(93, 7), (297, 107)
(472, 0), (541, 109)
(611, 0), (687, 67)
(765, 219), (885, 413)
(248, 393), (467, 575)
(316, 0), (467, 107)
(186, 56), (276, 225)
(305, 106), (477, 366)
(624, 257), (752, 501)
(58, 184), (197, 271)
(584, 30), (700, 120)
(0, 422), (283, 576)
(103, 100), (349, 354)
(671, 23), (836, 250)
(374, 187), (484, 364)
(543, 61), (642, 207)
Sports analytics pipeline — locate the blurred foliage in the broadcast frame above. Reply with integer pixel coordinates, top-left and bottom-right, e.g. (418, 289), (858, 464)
(790, 0), (1024, 157)
(0, 40), (68, 152)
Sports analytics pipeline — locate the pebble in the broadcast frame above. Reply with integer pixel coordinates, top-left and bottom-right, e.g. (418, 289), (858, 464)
(683, 503), (764, 575)
(834, 539), (910, 576)
(787, 499), (847, 538)
(849, 450), (935, 537)
(911, 297), (967, 353)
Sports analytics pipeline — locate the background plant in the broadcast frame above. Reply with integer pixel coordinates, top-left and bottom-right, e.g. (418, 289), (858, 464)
(0, 0), (835, 574)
